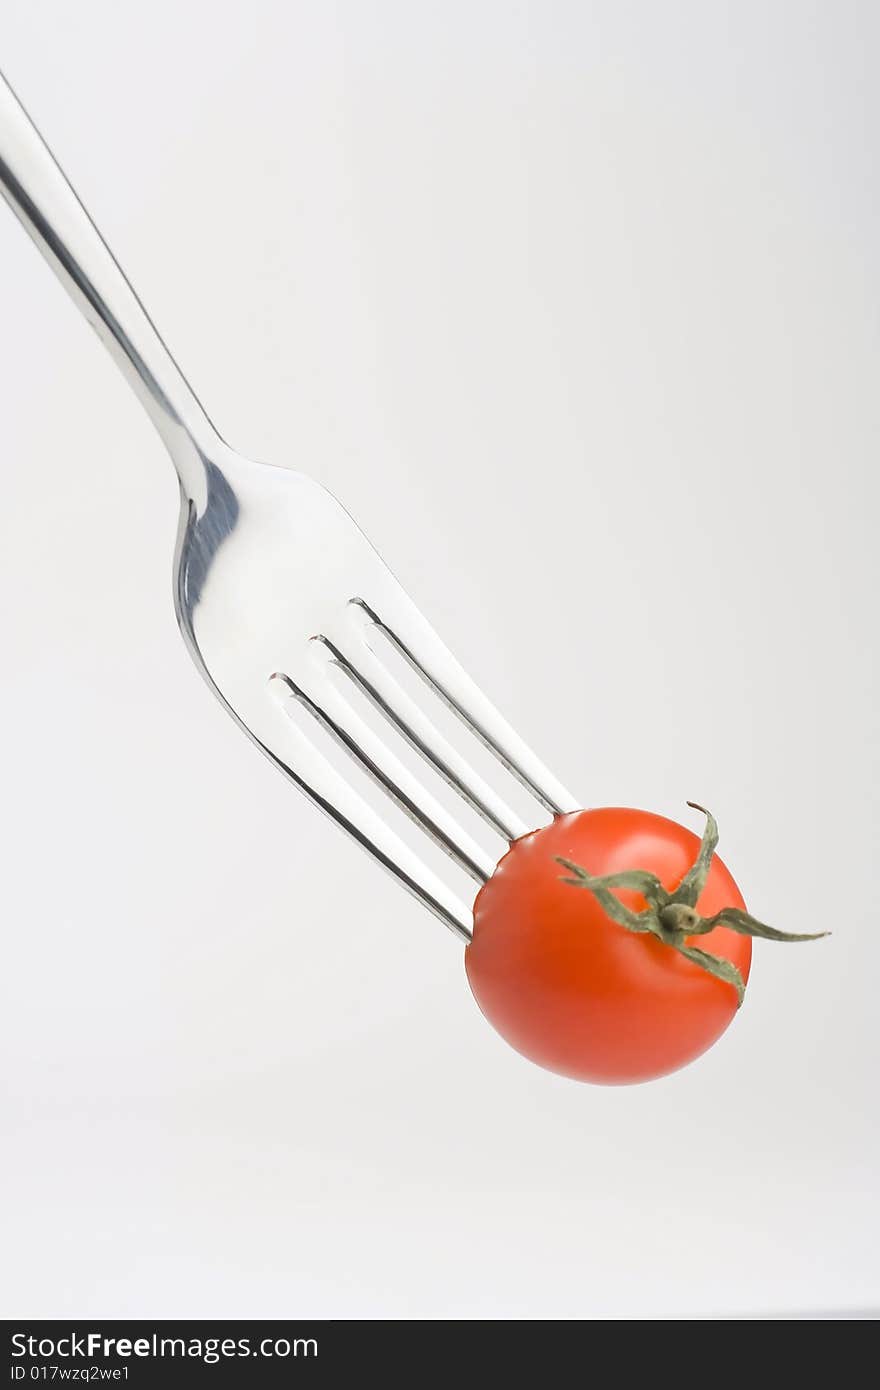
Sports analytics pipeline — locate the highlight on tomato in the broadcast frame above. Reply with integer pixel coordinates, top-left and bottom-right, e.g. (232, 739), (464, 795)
(465, 803), (826, 1085)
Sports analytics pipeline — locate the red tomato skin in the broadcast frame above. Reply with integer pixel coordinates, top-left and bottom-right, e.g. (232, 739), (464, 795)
(465, 808), (752, 1085)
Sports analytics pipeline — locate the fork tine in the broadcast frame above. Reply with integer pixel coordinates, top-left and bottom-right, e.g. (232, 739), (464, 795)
(265, 675), (474, 941)
(311, 635), (530, 843)
(350, 599), (580, 817)
(271, 672), (495, 883)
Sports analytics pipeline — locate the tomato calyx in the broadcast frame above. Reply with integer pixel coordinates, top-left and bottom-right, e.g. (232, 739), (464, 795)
(556, 802), (828, 1006)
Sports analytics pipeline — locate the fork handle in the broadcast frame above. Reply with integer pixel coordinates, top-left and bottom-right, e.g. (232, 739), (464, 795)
(0, 70), (217, 503)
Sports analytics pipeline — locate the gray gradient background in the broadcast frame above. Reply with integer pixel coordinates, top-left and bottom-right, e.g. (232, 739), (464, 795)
(1, 1), (877, 1318)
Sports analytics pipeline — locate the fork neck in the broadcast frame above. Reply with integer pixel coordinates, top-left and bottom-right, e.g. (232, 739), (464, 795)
(0, 70), (217, 512)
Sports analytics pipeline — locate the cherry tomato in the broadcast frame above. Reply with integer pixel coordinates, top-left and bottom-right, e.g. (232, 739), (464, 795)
(465, 807), (752, 1085)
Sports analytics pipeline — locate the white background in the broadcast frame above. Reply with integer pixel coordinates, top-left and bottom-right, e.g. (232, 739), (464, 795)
(1, 1), (877, 1318)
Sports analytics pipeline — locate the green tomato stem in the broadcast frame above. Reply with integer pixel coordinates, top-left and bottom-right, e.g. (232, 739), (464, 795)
(555, 804), (828, 1008)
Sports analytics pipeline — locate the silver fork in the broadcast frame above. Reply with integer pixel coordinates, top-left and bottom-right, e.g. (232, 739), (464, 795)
(0, 71), (578, 941)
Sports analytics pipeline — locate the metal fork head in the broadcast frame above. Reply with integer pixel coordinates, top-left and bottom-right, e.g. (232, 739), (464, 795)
(0, 67), (577, 939)
(177, 445), (579, 941)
